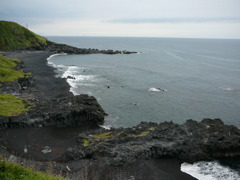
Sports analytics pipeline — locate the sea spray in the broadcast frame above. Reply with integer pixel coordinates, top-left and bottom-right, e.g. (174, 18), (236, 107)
(181, 161), (240, 180)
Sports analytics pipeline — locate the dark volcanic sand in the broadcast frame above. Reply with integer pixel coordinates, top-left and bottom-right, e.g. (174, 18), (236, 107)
(0, 51), (196, 180)
(5, 51), (73, 99)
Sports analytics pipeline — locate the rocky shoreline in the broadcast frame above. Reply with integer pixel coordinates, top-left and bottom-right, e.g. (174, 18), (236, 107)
(0, 94), (105, 130)
(8, 40), (138, 55)
(1, 48), (240, 179)
(66, 118), (240, 166)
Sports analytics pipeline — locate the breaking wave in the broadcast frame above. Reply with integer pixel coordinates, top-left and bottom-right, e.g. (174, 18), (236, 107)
(181, 161), (240, 180)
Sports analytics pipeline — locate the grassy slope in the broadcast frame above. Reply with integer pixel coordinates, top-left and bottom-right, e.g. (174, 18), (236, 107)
(0, 55), (31, 84)
(0, 22), (66, 179)
(0, 21), (47, 50)
(0, 94), (31, 116)
(0, 161), (66, 180)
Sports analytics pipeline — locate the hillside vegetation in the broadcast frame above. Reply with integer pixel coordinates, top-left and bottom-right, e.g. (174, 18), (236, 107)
(0, 21), (47, 50)
(0, 161), (66, 180)
(0, 55), (31, 84)
(0, 94), (31, 116)
(0, 55), (33, 116)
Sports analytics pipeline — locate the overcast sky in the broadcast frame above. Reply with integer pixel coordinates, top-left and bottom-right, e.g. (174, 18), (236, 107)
(1, 0), (240, 38)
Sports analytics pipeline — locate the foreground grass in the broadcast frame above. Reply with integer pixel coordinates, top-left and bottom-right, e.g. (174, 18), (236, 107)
(0, 94), (31, 116)
(0, 21), (47, 50)
(0, 55), (31, 84)
(0, 161), (66, 180)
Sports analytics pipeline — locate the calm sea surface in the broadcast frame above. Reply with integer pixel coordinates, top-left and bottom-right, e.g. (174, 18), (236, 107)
(47, 36), (240, 179)
(47, 36), (240, 128)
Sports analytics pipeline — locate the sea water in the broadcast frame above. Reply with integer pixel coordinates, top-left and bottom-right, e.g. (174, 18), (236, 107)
(47, 37), (240, 179)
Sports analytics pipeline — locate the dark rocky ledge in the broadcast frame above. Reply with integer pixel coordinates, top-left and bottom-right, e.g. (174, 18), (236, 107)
(21, 40), (138, 55)
(65, 118), (240, 165)
(0, 94), (105, 129)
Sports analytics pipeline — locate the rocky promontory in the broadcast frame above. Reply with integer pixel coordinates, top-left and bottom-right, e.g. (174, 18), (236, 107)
(0, 94), (105, 129)
(66, 118), (240, 165)
(43, 41), (138, 55)
(0, 21), (138, 55)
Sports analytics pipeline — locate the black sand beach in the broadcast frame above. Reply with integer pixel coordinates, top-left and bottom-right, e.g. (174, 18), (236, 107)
(5, 51), (73, 99)
(0, 51), (197, 179)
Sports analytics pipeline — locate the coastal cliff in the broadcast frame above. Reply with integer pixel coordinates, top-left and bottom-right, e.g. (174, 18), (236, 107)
(0, 21), (240, 180)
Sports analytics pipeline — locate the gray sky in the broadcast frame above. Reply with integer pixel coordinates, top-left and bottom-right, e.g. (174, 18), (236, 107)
(1, 0), (240, 38)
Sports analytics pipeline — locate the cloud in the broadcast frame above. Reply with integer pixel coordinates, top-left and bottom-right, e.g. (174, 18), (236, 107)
(106, 17), (240, 24)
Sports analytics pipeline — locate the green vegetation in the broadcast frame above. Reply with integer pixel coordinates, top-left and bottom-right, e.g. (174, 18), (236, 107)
(132, 131), (150, 137)
(0, 21), (47, 50)
(148, 127), (156, 131)
(0, 94), (31, 116)
(92, 131), (112, 139)
(82, 138), (91, 147)
(0, 161), (66, 180)
(83, 129), (151, 145)
(0, 55), (31, 84)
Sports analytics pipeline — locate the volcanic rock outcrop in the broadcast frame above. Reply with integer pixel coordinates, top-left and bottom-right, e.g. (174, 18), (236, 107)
(43, 41), (138, 55)
(66, 118), (240, 165)
(0, 94), (105, 129)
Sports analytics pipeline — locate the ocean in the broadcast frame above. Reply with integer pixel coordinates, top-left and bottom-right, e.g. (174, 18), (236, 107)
(47, 36), (240, 179)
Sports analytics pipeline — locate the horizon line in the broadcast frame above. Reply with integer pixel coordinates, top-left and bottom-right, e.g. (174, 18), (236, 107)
(44, 35), (240, 40)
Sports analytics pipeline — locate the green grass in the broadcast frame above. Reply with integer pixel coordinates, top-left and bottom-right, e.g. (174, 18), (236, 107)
(82, 138), (91, 147)
(0, 94), (31, 116)
(132, 131), (150, 137)
(0, 21), (47, 50)
(0, 161), (66, 180)
(92, 131), (112, 139)
(0, 55), (31, 84)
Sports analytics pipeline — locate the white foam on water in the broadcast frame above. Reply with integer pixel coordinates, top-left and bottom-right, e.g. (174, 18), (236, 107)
(102, 114), (120, 129)
(47, 53), (67, 61)
(61, 65), (97, 94)
(99, 125), (111, 130)
(47, 53), (67, 69)
(148, 87), (168, 92)
(181, 161), (240, 180)
(46, 54), (98, 96)
(80, 83), (96, 87)
(148, 88), (161, 92)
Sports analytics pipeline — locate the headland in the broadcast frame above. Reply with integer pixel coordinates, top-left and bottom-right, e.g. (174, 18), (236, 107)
(1, 21), (240, 180)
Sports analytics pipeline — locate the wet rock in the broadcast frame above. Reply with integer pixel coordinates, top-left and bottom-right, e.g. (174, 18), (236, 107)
(67, 76), (75, 80)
